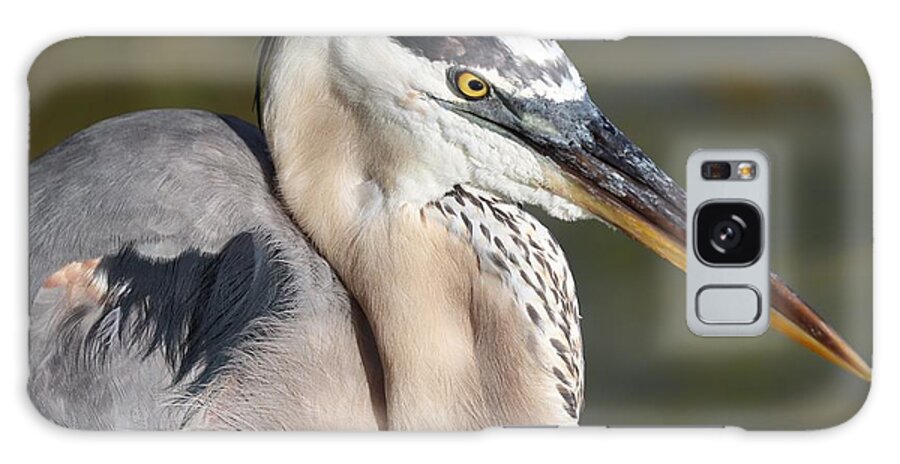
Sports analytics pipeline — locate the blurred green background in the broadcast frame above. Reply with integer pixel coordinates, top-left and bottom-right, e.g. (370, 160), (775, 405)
(28, 37), (872, 429)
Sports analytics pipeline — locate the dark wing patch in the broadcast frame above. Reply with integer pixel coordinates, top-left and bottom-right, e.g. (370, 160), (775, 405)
(74, 232), (291, 393)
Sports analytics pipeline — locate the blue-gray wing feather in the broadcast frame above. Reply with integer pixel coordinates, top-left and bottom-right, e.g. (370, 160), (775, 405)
(28, 110), (360, 429)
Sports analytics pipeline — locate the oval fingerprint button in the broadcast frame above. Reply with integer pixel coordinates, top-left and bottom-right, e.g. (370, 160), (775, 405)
(696, 285), (761, 325)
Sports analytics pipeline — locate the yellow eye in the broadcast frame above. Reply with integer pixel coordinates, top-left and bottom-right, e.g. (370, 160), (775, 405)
(455, 71), (489, 100)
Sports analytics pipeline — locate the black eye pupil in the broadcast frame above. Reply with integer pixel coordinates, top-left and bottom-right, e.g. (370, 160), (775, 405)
(467, 80), (484, 91)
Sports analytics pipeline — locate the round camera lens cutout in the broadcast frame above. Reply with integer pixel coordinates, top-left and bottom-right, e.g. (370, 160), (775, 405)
(710, 218), (744, 252)
(694, 202), (762, 266)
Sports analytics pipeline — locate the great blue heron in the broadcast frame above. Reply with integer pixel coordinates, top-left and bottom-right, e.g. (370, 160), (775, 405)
(28, 37), (870, 430)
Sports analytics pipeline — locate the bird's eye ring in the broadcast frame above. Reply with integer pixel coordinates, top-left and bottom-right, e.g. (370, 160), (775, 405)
(454, 70), (490, 100)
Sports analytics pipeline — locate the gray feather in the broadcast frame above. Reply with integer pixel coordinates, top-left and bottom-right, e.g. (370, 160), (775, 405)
(28, 109), (381, 429)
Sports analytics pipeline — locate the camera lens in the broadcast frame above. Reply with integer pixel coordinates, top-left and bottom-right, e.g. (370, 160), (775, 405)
(710, 219), (743, 251)
(694, 202), (762, 266)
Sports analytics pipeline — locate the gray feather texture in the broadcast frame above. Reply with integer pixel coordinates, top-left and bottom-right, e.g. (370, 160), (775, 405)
(29, 109), (381, 429)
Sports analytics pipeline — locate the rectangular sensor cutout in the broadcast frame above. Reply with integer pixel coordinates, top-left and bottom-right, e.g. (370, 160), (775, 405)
(701, 160), (757, 180)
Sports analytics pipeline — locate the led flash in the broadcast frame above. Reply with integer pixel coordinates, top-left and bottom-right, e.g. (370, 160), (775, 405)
(737, 162), (756, 180)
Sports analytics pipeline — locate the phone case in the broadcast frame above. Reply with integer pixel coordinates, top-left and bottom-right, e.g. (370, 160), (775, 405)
(27, 37), (872, 430)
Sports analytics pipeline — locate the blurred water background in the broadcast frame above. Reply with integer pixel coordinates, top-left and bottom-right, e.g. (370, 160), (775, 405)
(28, 37), (872, 429)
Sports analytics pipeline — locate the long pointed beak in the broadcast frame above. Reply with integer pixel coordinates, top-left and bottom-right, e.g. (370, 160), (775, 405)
(525, 98), (871, 381)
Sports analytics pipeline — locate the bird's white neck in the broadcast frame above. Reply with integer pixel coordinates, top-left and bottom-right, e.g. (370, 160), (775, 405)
(263, 38), (581, 429)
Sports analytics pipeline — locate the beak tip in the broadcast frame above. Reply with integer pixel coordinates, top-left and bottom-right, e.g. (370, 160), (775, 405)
(770, 307), (871, 383)
(847, 353), (872, 383)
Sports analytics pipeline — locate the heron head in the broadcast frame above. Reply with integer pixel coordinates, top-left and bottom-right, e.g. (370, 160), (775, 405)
(323, 37), (685, 250)
(260, 37), (869, 381)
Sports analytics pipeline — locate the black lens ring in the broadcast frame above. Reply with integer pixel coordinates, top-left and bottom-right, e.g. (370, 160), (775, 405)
(694, 201), (763, 266)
